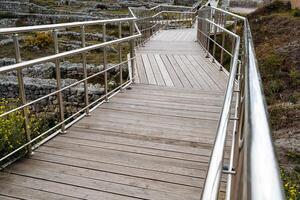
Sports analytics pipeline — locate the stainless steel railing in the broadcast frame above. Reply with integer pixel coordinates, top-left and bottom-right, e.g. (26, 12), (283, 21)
(0, 17), (141, 167)
(197, 6), (285, 200)
(129, 3), (204, 46)
(0, 2), (204, 169)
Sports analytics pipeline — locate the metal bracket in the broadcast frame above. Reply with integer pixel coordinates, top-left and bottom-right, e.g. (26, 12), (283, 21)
(222, 169), (236, 175)
(230, 117), (239, 121)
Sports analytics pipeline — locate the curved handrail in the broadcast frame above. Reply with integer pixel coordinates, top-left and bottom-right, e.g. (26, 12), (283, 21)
(242, 20), (285, 200)
(198, 5), (285, 200)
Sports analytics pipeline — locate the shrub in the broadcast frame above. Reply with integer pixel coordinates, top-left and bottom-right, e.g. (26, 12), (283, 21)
(0, 98), (44, 165)
(292, 9), (300, 17)
(289, 68), (300, 87)
(0, 99), (26, 161)
(24, 32), (53, 49)
(281, 167), (300, 200)
(269, 79), (284, 94)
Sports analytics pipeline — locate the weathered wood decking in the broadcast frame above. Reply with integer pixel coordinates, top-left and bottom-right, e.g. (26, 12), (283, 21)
(0, 29), (229, 200)
(135, 29), (228, 91)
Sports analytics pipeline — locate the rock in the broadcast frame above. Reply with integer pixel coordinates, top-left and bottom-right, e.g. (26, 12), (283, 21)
(0, 74), (105, 112)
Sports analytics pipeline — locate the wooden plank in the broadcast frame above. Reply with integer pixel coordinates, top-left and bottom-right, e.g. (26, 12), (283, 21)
(147, 54), (165, 86)
(114, 92), (225, 106)
(16, 159), (201, 199)
(38, 144), (207, 177)
(0, 174), (137, 200)
(166, 54), (192, 88)
(32, 152), (204, 188)
(130, 84), (225, 95)
(7, 162), (198, 200)
(0, 182), (82, 200)
(181, 55), (218, 90)
(0, 196), (19, 200)
(67, 127), (213, 156)
(126, 86), (225, 99)
(191, 55), (228, 89)
(98, 102), (220, 120)
(173, 55), (200, 88)
(154, 54), (174, 87)
(141, 54), (156, 84)
(136, 54), (148, 84)
(77, 109), (218, 131)
(179, 55), (210, 90)
(110, 97), (223, 114)
(79, 112), (219, 138)
(133, 57), (140, 83)
(75, 121), (217, 145)
(45, 139), (208, 169)
(160, 54), (183, 88)
(56, 135), (210, 162)
(185, 55), (221, 91)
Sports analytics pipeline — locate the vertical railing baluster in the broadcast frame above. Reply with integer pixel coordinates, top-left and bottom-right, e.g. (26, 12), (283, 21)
(53, 29), (66, 134)
(212, 24), (217, 63)
(80, 25), (90, 115)
(102, 23), (108, 102)
(230, 35), (236, 68)
(206, 20), (211, 58)
(129, 20), (135, 82)
(13, 33), (32, 156)
(118, 22), (123, 89)
(230, 19), (238, 67)
(220, 13), (227, 69)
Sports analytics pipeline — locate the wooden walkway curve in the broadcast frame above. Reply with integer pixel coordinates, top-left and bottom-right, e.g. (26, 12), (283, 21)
(0, 29), (229, 200)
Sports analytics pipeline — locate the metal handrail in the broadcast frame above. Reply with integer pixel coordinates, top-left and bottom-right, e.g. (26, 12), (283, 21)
(0, 18), (137, 34)
(128, 2), (204, 47)
(0, 16), (141, 166)
(242, 20), (285, 200)
(0, 1), (203, 168)
(198, 6), (285, 200)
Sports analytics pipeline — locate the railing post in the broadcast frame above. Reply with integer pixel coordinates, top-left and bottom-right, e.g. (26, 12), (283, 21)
(205, 20), (211, 58)
(118, 22), (123, 90)
(129, 20), (135, 83)
(220, 33), (226, 67)
(53, 29), (66, 134)
(230, 19), (238, 66)
(80, 25), (90, 116)
(13, 33), (32, 156)
(103, 23), (108, 102)
(212, 24), (217, 63)
(220, 14), (227, 70)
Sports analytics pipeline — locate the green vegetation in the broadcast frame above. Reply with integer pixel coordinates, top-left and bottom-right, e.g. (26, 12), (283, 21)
(0, 11), (16, 19)
(0, 99), (43, 165)
(0, 99), (27, 161)
(292, 9), (300, 17)
(281, 162), (300, 200)
(24, 32), (53, 49)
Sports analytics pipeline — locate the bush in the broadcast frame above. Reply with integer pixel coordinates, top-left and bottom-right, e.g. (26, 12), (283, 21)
(292, 9), (300, 17)
(281, 167), (300, 200)
(24, 32), (53, 49)
(269, 79), (284, 94)
(0, 98), (44, 165)
(0, 99), (27, 162)
(289, 68), (300, 87)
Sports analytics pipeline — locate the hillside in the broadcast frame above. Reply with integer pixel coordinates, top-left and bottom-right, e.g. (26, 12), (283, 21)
(248, 1), (300, 199)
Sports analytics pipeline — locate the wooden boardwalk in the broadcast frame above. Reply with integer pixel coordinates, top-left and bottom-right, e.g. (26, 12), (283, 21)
(135, 29), (228, 91)
(0, 29), (229, 200)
